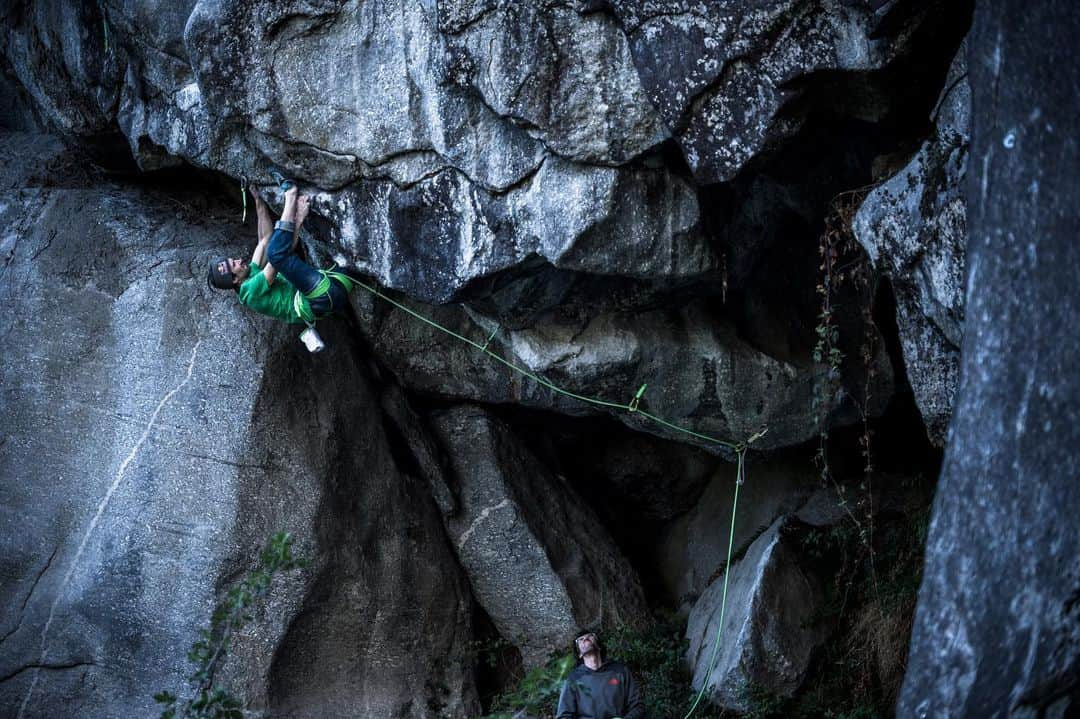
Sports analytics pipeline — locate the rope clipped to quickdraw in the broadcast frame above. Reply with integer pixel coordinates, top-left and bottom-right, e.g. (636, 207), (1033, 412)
(481, 324), (500, 351)
(683, 446), (745, 719)
(240, 176), (248, 223)
(682, 427), (767, 719)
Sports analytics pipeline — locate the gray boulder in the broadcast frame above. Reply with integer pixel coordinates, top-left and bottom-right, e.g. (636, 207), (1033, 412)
(685, 518), (826, 713)
(0, 135), (478, 719)
(429, 405), (649, 668)
(183, 0), (717, 300)
(656, 457), (817, 609)
(899, 5), (1080, 717)
(854, 46), (968, 445)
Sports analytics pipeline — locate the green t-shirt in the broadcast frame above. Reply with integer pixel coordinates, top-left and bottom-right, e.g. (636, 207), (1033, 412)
(238, 267), (306, 324)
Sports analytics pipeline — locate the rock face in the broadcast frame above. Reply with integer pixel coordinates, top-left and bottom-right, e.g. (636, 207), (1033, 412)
(1, 0), (718, 302)
(354, 294), (893, 452)
(429, 405), (649, 668)
(6, 0), (1050, 716)
(0, 2), (118, 137)
(608, 0), (967, 184)
(685, 519), (826, 713)
(898, 5), (1080, 718)
(656, 457), (817, 608)
(1, 0), (949, 452)
(0, 136), (478, 719)
(854, 46), (968, 446)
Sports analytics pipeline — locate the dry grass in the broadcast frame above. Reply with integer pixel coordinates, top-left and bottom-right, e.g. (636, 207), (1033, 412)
(843, 594), (917, 706)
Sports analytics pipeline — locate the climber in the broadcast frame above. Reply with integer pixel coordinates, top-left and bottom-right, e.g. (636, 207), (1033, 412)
(207, 173), (354, 334)
(556, 630), (645, 719)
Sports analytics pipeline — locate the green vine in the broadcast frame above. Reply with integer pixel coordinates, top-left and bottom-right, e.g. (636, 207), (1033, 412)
(154, 532), (305, 719)
(813, 185), (879, 548)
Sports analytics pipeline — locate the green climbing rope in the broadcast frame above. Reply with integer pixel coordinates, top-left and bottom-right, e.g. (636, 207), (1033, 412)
(682, 449), (745, 719)
(350, 276), (751, 451)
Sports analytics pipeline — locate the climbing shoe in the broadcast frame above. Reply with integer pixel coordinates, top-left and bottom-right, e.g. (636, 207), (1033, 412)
(268, 168), (295, 191)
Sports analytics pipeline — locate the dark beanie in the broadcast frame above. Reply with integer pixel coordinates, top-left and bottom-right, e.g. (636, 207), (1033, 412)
(208, 257), (237, 290)
(572, 629), (603, 659)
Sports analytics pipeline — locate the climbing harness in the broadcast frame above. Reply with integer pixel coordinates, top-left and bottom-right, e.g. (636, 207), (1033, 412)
(291, 268), (354, 325)
(290, 267), (355, 351)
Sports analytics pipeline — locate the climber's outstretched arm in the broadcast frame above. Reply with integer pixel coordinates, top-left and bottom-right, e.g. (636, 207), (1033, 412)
(249, 187), (275, 270)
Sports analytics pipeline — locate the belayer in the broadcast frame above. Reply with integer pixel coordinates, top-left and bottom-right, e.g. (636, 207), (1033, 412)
(207, 172), (353, 351)
(556, 630), (645, 719)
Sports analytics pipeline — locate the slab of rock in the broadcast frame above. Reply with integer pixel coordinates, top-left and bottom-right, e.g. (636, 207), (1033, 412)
(0, 1), (118, 137)
(429, 405), (649, 668)
(899, 5), (1080, 717)
(854, 46), (968, 445)
(310, 155), (716, 304)
(0, 138), (478, 718)
(657, 458), (816, 608)
(685, 519), (826, 713)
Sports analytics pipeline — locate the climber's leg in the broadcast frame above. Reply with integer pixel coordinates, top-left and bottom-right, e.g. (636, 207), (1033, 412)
(268, 190), (321, 294)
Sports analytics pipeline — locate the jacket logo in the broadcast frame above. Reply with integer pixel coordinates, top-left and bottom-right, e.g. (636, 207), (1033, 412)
(608, 677), (620, 686)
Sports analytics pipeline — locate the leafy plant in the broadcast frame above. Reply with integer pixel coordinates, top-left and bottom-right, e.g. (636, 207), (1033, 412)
(742, 682), (791, 719)
(483, 651), (576, 719)
(813, 185), (882, 560)
(606, 615), (722, 719)
(154, 532), (305, 719)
